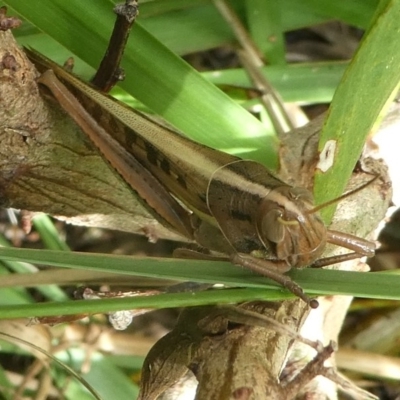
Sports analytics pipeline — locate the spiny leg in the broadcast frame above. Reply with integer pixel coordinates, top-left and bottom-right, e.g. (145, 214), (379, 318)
(230, 253), (319, 308)
(310, 251), (366, 268)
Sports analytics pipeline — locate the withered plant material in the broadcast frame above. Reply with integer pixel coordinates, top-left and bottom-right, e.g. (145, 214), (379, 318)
(139, 303), (379, 399)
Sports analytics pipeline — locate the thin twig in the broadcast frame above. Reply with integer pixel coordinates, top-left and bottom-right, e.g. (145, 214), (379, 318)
(91, 0), (139, 92)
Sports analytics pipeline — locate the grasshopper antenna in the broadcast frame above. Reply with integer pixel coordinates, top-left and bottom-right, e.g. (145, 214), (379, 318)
(306, 175), (379, 215)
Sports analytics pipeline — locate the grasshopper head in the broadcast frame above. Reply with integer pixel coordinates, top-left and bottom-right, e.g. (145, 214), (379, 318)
(256, 186), (327, 267)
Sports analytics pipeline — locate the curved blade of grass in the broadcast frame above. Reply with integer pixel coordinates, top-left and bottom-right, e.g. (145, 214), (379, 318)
(314, 0), (400, 222)
(0, 332), (102, 400)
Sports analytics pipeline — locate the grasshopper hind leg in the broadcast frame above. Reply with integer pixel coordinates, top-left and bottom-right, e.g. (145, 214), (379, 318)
(230, 253), (319, 308)
(174, 246), (318, 308)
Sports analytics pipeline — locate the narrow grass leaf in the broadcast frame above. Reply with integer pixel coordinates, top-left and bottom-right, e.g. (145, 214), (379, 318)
(314, 0), (400, 222)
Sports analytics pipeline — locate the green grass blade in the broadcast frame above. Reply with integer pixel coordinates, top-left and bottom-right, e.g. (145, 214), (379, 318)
(32, 214), (70, 251)
(314, 0), (400, 222)
(1, 267), (400, 321)
(0, 235), (68, 302)
(0, 247), (399, 320)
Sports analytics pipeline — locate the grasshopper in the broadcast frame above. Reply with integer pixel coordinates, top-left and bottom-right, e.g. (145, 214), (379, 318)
(26, 49), (375, 308)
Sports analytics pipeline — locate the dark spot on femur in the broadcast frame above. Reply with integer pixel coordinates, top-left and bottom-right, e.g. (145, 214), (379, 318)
(177, 174), (187, 189)
(124, 126), (138, 148)
(145, 143), (157, 165)
(107, 115), (121, 137)
(160, 158), (170, 174)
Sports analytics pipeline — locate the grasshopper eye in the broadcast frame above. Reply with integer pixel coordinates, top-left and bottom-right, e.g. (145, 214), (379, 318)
(259, 209), (285, 243)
